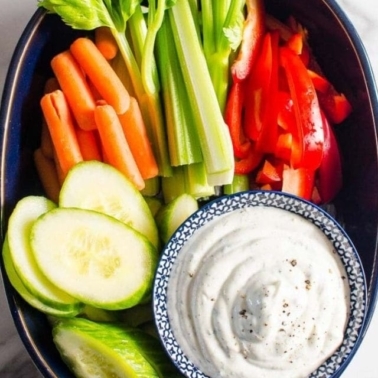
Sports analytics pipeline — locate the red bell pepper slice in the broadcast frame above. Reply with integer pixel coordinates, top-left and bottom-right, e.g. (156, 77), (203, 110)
(307, 69), (331, 93)
(230, 0), (265, 82)
(255, 158), (283, 185)
(281, 165), (315, 201)
(277, 91), (295, 131)
(317, 112), (343, 203)
(234, 142), (263, 175)
(318, 91), (352, 124)
(275, 132), (292, 162)
(280, 46), (324, 171)
(224, 81), (252, 159)
(255, 31), (280, 154)
(243, 31), (278, 145)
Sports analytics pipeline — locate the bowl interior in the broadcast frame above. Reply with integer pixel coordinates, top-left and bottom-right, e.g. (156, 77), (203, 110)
(1, 1), (378, 377)
(154, 190), (367, 378)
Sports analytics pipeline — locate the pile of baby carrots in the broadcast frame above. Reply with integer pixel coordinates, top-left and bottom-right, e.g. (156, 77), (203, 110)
(35, 28), (158, 202)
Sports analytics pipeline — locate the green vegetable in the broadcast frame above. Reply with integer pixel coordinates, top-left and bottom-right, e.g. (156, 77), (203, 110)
(156, 193), (199, 243)
(2, 236), (81, 317)
(201, 0), (245, 111)
(30, 207), (157, 310)
(168, 0), (235, 186)
(6, 196), (81, 311)
(59, 161), (159, 250)
(52, 317), (181, 377)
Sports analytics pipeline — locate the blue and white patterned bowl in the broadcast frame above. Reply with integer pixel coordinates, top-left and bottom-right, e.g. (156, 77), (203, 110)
(153, 190), (367, 378)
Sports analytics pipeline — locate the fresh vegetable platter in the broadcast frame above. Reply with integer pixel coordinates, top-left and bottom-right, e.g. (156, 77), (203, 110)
(0, 0), (378, 377)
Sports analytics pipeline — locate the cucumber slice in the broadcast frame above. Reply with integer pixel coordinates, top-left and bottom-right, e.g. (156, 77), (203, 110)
(6, 196), (81, 310)
(30, 207), (157, 310)
(59, 161), (159, 249)
(53, 317), (181, 377)
(156, 193), (199, 243)
(2, 235), (81, 317)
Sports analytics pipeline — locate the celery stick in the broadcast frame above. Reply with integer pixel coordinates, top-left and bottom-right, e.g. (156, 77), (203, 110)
(223, 174), (250, 195)
(204, 0), (245, 111)
(168, 0), (234, 186)
(156, 17), (202, 166)
(141, 177), (161, 197)
(161, 166), (187, 204)
(184, 163), (215, 200)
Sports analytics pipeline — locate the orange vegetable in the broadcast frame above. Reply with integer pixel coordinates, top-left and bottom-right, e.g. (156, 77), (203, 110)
(95, 27), (118, 60)
(94, 103), (145, 190)
(51, 50), (97, 130)
(34, 148), (61, 203)
(76, 128), (102, 161)
(70, 37), (130, 114)
(40, 121), (54, 159)
(40, 90), (83, 177)
(118, 97), (158, 180)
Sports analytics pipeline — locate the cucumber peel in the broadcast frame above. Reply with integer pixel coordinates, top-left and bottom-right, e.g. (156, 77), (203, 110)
(156, 193), (199, 243)
(53, 317), (181, 377)
(2, 236), (81, 317)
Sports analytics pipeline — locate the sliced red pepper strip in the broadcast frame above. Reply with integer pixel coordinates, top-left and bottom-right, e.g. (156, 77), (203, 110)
(281, 165), (315, 201)
(230, 0), (265, 82)
(243, 31), (273, 142)
(225, 81), (252, 159)
(234, 142), (263, 175)
(307, 69), (331, 93)
(317, 112), (343, 203)
(275, 132), (292, 162)
(318, 91), (352, 124)
(277, 91), (295, 131)
(255, 158), (283, 184)
(280, 46), (324, 171)
(287, 33), (303, 55)
(255, 30), (280, 153)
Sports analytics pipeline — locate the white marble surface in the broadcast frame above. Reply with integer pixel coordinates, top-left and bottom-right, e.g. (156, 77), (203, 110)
(1, 0), (378, 377)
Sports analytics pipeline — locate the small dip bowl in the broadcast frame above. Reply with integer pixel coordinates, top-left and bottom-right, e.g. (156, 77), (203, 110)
(153, 190), (367, 378)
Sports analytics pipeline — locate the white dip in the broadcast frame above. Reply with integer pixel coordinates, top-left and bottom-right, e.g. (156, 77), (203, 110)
(167, 206), (350, 378)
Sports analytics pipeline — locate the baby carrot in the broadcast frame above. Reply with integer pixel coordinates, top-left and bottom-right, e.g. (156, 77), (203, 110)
(119, 97), (158, 180)
(34, 148), (61, 203)
(95, 27), (118, 60)
(70, 38), (130, 114)
(51, 50), (97, 130)
(40, 90), (83, 177)
(76, 128), (102, 161)
(40, 121), (54, 159)
(94, 103), (145, 190)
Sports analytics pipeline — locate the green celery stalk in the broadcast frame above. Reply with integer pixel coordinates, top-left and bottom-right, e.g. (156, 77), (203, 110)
(168, 0), (235, 186)
(161, 166), (187, 204)
(156, 16), (202, 166)
(184, 163), (215, 200)
(202, 0), (245, 111)
(223, 174), (250, 194)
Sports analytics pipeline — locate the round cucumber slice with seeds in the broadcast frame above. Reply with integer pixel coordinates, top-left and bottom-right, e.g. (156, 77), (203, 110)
(30, 207), (157, 310)
(59, 161), (159, 249)
(7, 196), (81, 310)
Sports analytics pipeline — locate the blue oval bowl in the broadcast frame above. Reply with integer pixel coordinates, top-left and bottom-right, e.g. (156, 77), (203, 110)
(1, 0), (378, 377)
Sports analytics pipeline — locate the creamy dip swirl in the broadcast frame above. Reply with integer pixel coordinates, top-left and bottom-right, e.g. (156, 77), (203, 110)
(167, 206), (350, 378)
